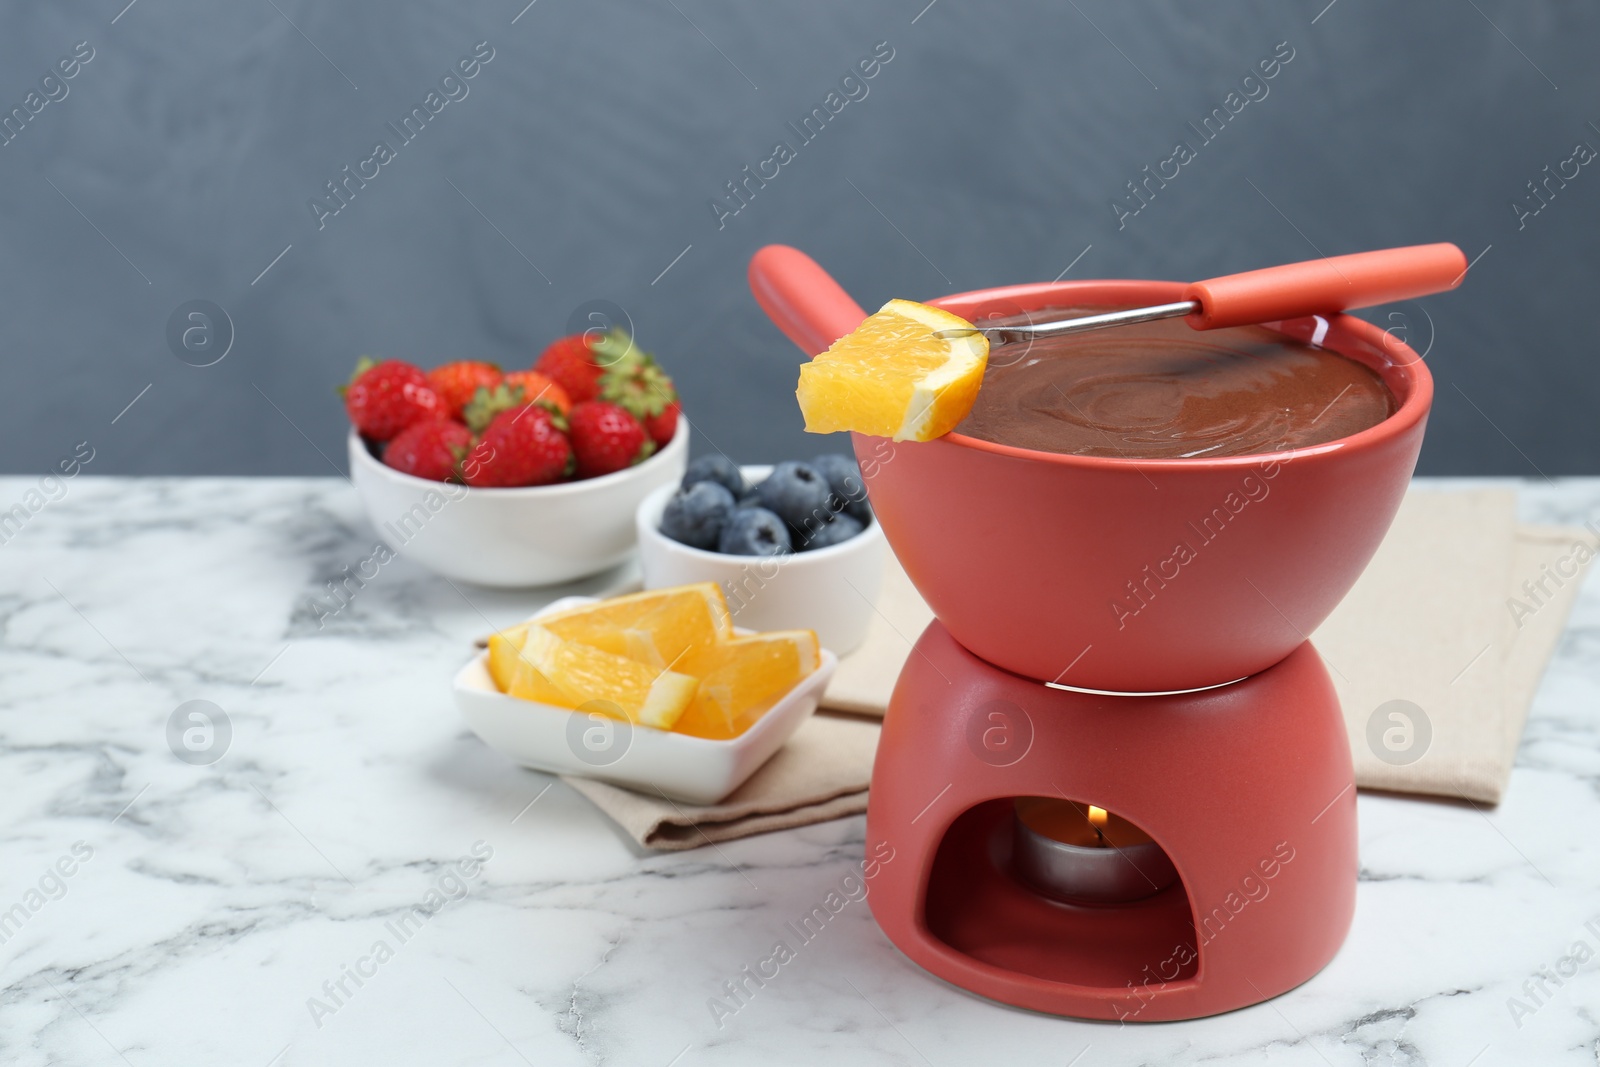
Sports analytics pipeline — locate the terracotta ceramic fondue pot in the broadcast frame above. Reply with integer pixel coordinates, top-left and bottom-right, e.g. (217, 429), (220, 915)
(750, 246), (1431, 692)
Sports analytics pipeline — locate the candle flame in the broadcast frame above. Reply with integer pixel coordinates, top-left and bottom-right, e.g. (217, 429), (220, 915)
(1087, 805), (1108, 829)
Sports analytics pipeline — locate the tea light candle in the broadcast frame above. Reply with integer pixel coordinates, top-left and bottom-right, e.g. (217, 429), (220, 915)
(1011, 797), (1179, 904)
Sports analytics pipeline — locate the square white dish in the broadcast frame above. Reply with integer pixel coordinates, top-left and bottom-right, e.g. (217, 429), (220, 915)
(453, 596), (838, 805)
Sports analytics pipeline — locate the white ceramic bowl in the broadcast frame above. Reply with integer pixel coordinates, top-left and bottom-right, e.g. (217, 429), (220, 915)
(453, 596), (838, 804)
(348, 420), (688, 587)
(635, 464), (886, 655)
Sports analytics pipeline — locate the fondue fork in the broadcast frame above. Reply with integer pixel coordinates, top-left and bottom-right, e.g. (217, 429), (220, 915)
(940, 243), (1468, 344)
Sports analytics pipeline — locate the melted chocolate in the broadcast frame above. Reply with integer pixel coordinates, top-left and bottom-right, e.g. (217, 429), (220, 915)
(955, 309), (1395, 459)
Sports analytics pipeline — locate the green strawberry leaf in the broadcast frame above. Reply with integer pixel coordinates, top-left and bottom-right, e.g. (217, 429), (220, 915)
(597, 332), (677, 420)
(336, 354), (380, 399)
(587, 328), (639, 369)
(537, 401), (569, 433)
(463, 383), (522, 434)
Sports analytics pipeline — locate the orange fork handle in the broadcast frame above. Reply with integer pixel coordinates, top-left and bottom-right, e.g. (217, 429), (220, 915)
(1183, 243), (1468, 330)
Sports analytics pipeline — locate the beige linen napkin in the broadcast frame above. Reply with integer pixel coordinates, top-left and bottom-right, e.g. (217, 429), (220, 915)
(1318, 494), (1592, 801)
(561, 712), (878, 850)
(819, 488), (1592, 805)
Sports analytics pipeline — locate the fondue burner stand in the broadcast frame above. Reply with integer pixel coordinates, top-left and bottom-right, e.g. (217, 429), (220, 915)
(863, 622), (1357, 1021)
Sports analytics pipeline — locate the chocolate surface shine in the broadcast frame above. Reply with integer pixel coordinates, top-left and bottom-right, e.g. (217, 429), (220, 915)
(955, 309), (1396, 459)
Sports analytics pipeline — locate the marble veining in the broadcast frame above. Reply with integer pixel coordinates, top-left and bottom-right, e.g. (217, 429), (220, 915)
(0, 476), (1595, 1065)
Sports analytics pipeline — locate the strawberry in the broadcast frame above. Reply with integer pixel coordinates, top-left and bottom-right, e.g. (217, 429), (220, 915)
(502, 370), (572, 416)
(343, 358), (441, 441)
(535, 329), (679, 442)
(644, 400), (680, 448)
(426, 360), (502, 419)
(464, 405), (573, 487)
(535, 334), (605, 402)
(589, 331), (679, 433)
(568, 401), (654, 479)
(383, 418), (472, 482)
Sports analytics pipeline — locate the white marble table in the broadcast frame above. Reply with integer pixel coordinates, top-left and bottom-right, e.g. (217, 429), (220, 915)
(1, 476), (1596, 1066)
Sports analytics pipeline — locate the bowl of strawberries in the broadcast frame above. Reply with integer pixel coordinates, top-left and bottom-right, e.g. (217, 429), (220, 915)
(345, 329), (688, 587)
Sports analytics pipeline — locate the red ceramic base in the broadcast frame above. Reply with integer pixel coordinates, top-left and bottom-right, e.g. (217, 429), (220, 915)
(864, 622), (1356, 1022)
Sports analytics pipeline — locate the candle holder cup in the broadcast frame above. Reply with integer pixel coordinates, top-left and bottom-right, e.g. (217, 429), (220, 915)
(1010, 798), (1180, 905)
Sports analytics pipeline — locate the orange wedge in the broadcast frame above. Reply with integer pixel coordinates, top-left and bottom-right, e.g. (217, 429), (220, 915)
(796, 299), (988, 442)
(517, 624), (699, 730)
(673, 630), (820, 740)
(537, 583), (733, 671)
(486, 625), (529, 690)
(486, 625), (568, 704)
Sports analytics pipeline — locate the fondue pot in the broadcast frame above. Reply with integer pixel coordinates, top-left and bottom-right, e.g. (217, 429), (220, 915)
(749, 246), (1434, 692)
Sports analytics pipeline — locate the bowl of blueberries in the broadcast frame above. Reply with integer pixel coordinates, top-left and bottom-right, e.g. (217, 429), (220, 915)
(635, 452), (886, 655)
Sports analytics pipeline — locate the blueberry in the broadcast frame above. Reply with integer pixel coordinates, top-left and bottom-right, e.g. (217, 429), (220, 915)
(660, 482), (736, 550)
(810, 453), (872, 524)
(682, 454), (746, 498)
(798, 511), (864, 551)
(752, 461), (833, 531)
(717, 507), (792, 556)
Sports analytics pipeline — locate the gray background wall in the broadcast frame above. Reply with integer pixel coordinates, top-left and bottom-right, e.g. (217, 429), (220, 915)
(1, 0), (1593, 477)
